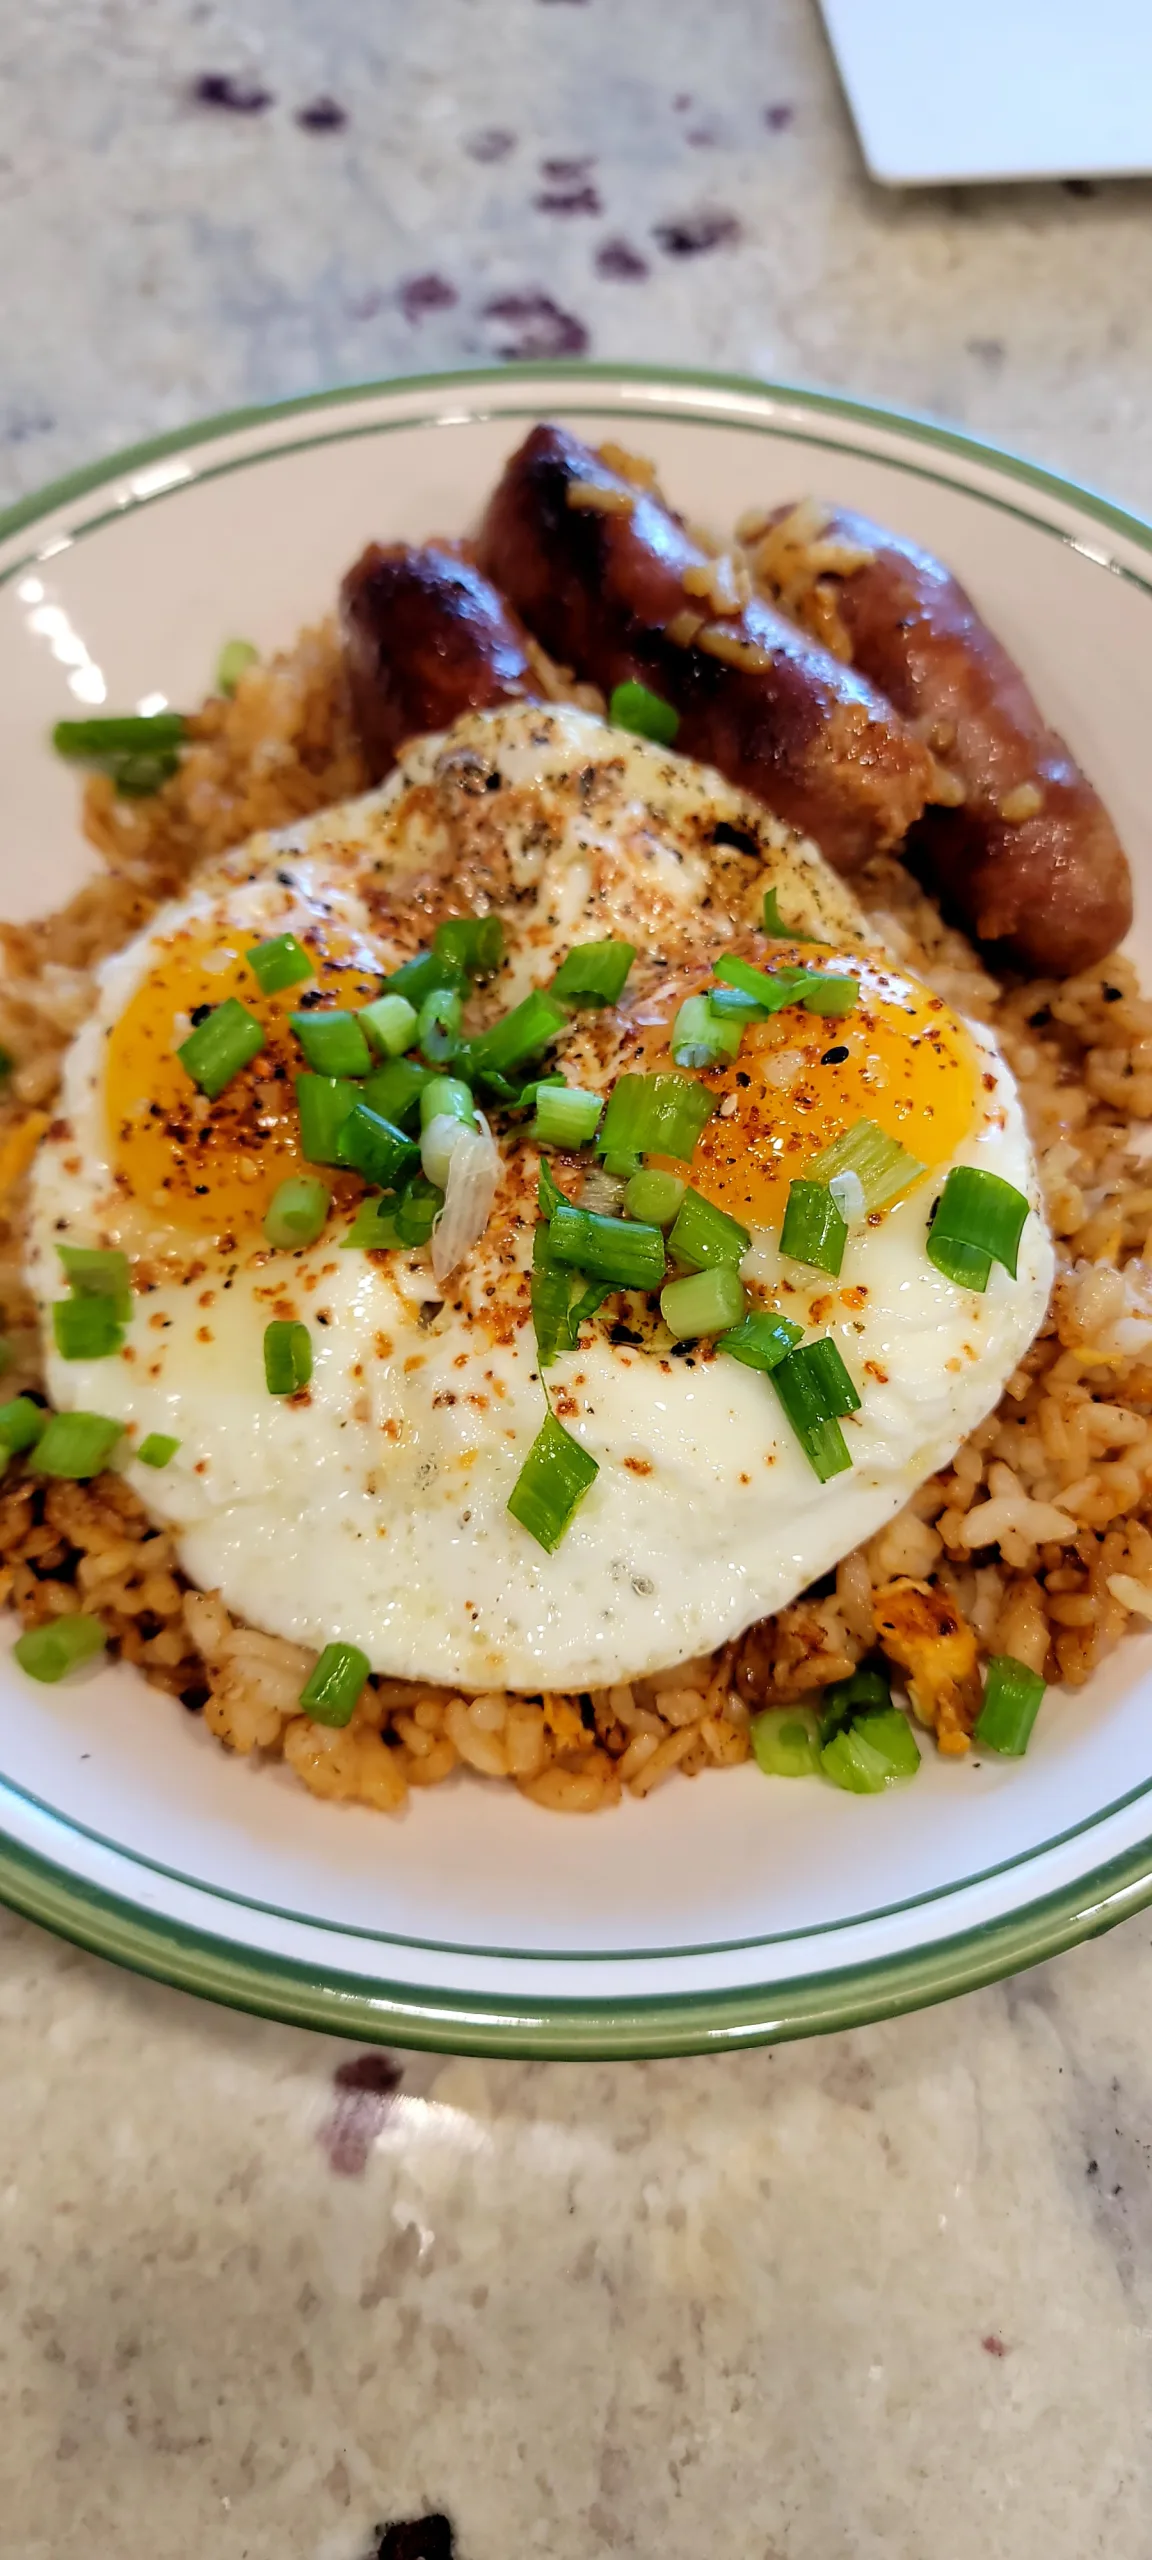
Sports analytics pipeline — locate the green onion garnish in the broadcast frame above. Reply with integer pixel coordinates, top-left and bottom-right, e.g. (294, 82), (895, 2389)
(819, 1663), (891, 1743)
(761, 887), (819, 941)
(14, 1614), (107, 1684)
(533, 1084), (603, 1148)
(660, 1264), (747, 1340)
(53, 713), (186, 758)
(335, 1104), (419, 1190)
(801, 975), (859, 1017)
(550, 939), (636, 1007)
(263, 1176), (331, 1249)
(341, 1195), (404, 1250)
(780, 1179), (847, 1278)
(531, 1234), (578, 1372)
(359, 992), (419, 1059)
(216, 637), (259, 694)
(299, 1640), (371, 1727)
(623, 1169), (686, 1228)
(32, 1411), (123, 1478)
(56, 1244), (132, 1316)
(751, 1706), (821, 1777)
(717, 1308), (803, 1373)
(362, 1057), (434, 1129)
(598, 1071), (716, 1166)
(52, 1297), (125, 1361)
(433, 913), (505, 979)
(821, 1709), (921, 1792)
(974, 1655), (1046, 1755)
(772, 1339), (859, 1481)
(290, 1009), (372, 1077)
(263, 1319), (312, 1396)
(0, 1397), (46, 1453)
(671, 993), (744, 1070)
(549, 1202), (666, 1291)
(608, 679), (680, 746)
(137, 1432), (180, 1469)
(295, 1073), (359, 1166)
(507, 1410), (599, 1552)
(464, 988), (569, 1086)
(178, 997), (265, 1100)
(386, 948), (465, 1007)
(246, 932), (314, 996)
(667, 1187), (751, 1272)
(926, 1166), (1030, 1291)
(420, 1075), (477, 1131)
(395, 1172), (442, 1245)
(416, 985), (463, 1066)
(715, 952), (859, 1018)
(806, 1117), (926, 1216)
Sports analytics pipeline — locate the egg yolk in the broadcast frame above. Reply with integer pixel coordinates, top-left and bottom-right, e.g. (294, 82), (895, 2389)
(105, 921), (383, 1239)
(642, 944), (980, 1231)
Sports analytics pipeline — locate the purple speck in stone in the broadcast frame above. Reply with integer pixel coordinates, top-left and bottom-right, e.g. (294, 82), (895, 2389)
(190, 70), (273, 114)
(595, 236), (649, 280)
(399, 272), (459, 323)
(653, 209), (742, 257)
(466, 127), (516, 162)
(673, 92), (694, 111)
(482, 290), (590, 358)
(319, 2051), (403, 2177)
(295, 96), (347, 132)
(535, 182), (602, 215)
(685, 124), (719, 148)
(763, 101), (795, 131)
(540, 153), (595, 180)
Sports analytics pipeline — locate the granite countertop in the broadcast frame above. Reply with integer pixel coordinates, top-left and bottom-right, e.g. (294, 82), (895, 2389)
(4, 4), (1152, 2554)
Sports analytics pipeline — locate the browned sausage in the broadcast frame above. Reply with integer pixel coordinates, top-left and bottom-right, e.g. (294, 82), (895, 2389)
(754, 502), (1132, 975)
(477, 425), (935, 874)
(339, 542), (541, 780)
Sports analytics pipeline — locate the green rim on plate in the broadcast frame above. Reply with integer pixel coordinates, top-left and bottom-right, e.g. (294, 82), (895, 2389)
(3, 360), (1152, 2057)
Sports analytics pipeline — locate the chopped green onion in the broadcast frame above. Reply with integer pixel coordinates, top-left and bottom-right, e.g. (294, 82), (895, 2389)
(178, 997), (264, 1100)
(801, 975), (859, 1017)
(395, 1171), (442, 1245)
(335, 1104), (419, 1189)
(216, 637), (259, 694)
(289, 1009), (372, 1077)
(819, 1664), (891, 1743)
(533, 1084), (603, 1148)
(137, 1432), (180, 1469)
(706, 985), (765, 1020)
(671, 993), (744, 1070)
(926, 1166), (1031, 1290)
(362, 1057), (434, 1128)
(56, 1244), (132, 1318)
(263, 1319), (312, 1396)
(771, 1339), (859, 1482)
(416, 985), (463, 1067)
(751, 1706), (821, 1777)
(359, 992), (418, 1058)
(53, 713), (186, 758)
(14, 1614), (107, 1683)
(717, 1308), (803, 1373)
(464, 988), (569, 1083)
(660, 1264), (747, 1340)
(761, 887), (817, 941)
(821, 1713), (919, 1792)
(341, 1195), (403, 1250)
(507, 1411), (599, 1552)
(111, 753), (178, 797)
(598, 1071), (716, 1166)
(667, 1187), (751, 1272)
(623, 1169), (686, 1228)
(975, 1655), (1046, 1756)
(299, 1640), (371, 1728)
(780, 1179), (847, 1278)
(608, 679), (680, 746)
(433, 913), (504, 979)
(806, 1118), (926, 1216)
(386, 948), (465, 1008)
(550, 939), (636, 1008)
(538, 1158), (568, 1220)
(246, 932), (315, 995)
(32, 1411), (123, 1478)
(420, 1075), (477, 1131)
(0, 1397), (46, 1453)
(549, 1202), (666, 1291)
(263, 1176), (331, 1249)
(52, 1297), (124, 1361)
(714, 952), (858, 1019)
(531, 1234), (577, 1373)
(295, 1073), (359, 1166)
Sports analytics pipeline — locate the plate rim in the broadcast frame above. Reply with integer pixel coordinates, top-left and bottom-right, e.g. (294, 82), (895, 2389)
(4, 355), (1152, 2057)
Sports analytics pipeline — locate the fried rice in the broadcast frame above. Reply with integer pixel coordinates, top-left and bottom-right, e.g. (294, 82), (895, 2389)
(2, 618), (1151, 1814)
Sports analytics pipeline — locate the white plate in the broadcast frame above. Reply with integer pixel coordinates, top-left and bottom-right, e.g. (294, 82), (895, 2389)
(1, 364), (1151, 2058)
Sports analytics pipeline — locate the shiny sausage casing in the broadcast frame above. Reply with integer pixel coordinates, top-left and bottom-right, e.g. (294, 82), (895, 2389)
(340, 541), (540, 779)
(763, 502), (1132, 975)
(477, 424), (935, 873)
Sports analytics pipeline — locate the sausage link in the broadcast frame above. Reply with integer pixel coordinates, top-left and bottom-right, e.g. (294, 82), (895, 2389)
(339, 542), (540, 779)
(754, 502), (1132, 975)
(477, 425), (935, 873)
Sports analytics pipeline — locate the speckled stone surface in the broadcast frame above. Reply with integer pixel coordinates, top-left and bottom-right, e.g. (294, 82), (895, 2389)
(4, 5), (1152, 2555)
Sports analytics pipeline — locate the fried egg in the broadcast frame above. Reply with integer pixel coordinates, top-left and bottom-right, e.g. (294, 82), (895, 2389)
(28, 705), (1053, 1691)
